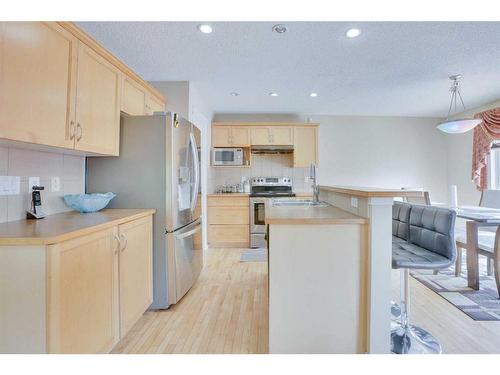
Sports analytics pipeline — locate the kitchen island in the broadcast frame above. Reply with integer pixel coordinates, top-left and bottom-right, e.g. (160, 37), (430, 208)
(266, 186), (422, 354)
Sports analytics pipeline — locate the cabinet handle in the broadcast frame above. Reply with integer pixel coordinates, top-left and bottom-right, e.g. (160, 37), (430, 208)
(120, 233), (128, 251)
(114, 234), (121, 254)
(69, 121), (75, 140)
(76, 123), (83, 141)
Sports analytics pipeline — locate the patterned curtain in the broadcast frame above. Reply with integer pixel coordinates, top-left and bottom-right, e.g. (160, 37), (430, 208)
(472, 108), (500, 190)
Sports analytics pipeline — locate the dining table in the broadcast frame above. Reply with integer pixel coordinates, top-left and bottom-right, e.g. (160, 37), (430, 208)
(453, 206), (500, 290)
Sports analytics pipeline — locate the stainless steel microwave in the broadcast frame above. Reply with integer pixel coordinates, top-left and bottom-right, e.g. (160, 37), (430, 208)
(212, 148), (244, 166)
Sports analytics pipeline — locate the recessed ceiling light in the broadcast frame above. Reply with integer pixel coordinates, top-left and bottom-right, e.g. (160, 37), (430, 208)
(310, 92), (318, 97)
(272, 24), (287, 34)
(197, 24), (213, 34)
(230, 92), (239, 97)
(346, 28), (361, 38)
(269, 92), (279, 97)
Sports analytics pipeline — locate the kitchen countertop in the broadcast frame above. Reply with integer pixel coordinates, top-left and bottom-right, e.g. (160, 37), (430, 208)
(0, 208), (156, 246)
(208, 192), (312, 197)
(265, 200), (367, 225)
(319, 185), (423, 198)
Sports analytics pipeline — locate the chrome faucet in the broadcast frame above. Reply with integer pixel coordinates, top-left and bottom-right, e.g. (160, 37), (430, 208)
(310, 163), (320, 203)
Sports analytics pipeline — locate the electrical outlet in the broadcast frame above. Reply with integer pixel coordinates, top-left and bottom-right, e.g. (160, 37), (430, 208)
(351, 197), (358, 208)
(28, 177), (40, 193)
(51, 176), (61, 192)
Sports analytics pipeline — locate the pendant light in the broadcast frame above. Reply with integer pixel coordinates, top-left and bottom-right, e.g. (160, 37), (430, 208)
(436, 75), (482, 134)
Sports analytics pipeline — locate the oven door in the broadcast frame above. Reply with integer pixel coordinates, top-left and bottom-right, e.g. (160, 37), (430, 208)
(250, 198), (266, 234)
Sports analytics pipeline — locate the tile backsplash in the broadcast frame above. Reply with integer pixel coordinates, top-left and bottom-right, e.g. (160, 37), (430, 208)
(0, 146), (85, 223)
(208, 153), (313, 193)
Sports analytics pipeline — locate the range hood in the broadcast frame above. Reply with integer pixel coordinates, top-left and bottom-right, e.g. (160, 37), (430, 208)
(251, 145), (294, 154)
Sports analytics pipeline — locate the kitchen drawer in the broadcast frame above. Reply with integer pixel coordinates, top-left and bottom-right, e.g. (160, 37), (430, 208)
(208, 195), (249, 207)
(208, 225), (249, 246)
(208, 206), (249, 225)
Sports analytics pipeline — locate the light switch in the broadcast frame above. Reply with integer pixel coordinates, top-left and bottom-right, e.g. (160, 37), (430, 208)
(28, 177), (40, 193)
(351, 197), (358, 208)
(51, 176), (61, 192)
(0, 176), (20, 195)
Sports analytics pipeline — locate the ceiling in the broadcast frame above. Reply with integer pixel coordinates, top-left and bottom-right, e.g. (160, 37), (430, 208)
(77, 22), (500, 117)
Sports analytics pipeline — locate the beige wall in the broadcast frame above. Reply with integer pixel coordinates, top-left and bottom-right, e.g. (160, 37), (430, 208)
(0, 146), (85, 223)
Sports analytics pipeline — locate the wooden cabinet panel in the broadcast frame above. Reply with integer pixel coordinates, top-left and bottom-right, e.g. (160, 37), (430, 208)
(208, 195), (249, 207)
(47, 227), (119, 354)
(209, 207), (249, 225)
(212, 126), (232, 147)
(145, 95), (165, 115)
(231, 127), (250, 147)
(0, 22), (77, 149)
(250, 127), (271, 145)
(293, 127), (318, 167)
(271, 127), (293, 145)
(122, 77), (146, 115)
(118, 216), (153, 337)
(75, 43), (121, 155)
(208, 225), (249, 245)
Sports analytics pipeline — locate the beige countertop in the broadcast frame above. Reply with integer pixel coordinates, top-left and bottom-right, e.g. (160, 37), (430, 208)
(0, 208), (156, 246)
(265, 200), (367, 225)
(319, 185), (424, 198)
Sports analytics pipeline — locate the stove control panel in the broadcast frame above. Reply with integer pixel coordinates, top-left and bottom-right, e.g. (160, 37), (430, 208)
(251, 177), (292, 187)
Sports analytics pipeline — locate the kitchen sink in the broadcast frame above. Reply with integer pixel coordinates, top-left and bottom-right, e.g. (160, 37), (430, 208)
(271, 199), (330, 208)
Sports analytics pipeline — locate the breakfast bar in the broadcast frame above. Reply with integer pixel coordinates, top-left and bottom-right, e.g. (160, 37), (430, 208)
(266, 186), (422, 354)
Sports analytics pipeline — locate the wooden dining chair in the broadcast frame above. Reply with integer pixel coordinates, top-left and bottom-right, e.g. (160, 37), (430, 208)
(455, 189), (500, 283)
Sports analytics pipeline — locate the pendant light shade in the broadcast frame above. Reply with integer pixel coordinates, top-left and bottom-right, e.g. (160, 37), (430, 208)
(437, 118), (482, 134)
(436, 75), (481, 134)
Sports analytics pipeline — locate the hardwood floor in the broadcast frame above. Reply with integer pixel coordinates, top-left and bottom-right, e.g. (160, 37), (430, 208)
(113, 247), (500, 354)
(111, 247), (268, 354)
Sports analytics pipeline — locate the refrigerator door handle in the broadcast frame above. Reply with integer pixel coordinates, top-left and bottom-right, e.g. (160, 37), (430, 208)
(175, 221), (202, 239)
(189, 132), (200, 212)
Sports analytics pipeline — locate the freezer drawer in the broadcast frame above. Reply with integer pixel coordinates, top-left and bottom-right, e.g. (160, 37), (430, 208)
(167, 219), (203, 305)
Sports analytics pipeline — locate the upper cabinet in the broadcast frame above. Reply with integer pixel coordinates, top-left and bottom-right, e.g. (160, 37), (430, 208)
(0, 22), (166, 156)
(212, 126), (250, 147)
(293, 126), (318, 167)
(0, 22), (78, 149)
(74, 43), (121, 156)
(250, 126), (293, 146)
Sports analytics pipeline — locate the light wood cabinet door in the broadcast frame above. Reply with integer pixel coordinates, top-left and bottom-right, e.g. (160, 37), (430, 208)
(47, 227), (119, 354)
(293, 126), (318, 167)
(212, 126), (232, 147)
(231, 127), (250, 147)
(208, 195), (249, 207)
(251, 127), (272, 145)
(209, 206), (249, 225)
(208, 225), (249, 246)
(271, 126), (293, 145)
(145, 95), (165, 115)
(121, 77), (146, 115)
(75, 43), (121, 156)
(118, 216), (153, 337)
(0, 22), (77, 149)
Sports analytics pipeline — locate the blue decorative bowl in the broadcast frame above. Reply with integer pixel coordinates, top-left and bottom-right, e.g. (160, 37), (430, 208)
(63, 192), (116, 213)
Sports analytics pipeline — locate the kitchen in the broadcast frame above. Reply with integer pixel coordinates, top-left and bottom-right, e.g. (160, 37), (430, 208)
(3, 10), (500, 368)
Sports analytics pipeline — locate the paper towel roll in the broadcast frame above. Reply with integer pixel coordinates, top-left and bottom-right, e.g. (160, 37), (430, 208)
(449, 185), (458, 208)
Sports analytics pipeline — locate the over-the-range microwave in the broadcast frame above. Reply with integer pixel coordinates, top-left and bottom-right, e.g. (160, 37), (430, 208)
(212, 148), (244, 166)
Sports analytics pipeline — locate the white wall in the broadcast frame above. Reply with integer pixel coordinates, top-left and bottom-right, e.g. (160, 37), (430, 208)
(445, 99), (500, 206)
(307, 115), (449, 203)
(0, 146), (85, 223)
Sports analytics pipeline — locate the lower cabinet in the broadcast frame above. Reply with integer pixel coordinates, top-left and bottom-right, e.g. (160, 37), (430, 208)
(117, 215), (153, 337)
(208, 195), (249, 248)
(0, 213), (154, 354)
(47, 227), (119, 354)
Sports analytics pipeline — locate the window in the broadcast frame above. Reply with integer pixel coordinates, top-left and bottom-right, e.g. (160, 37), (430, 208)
(488, 145), (500, 189)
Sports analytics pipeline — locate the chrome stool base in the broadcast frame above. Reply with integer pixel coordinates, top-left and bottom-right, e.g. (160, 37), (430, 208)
(391, 324), (442, 354)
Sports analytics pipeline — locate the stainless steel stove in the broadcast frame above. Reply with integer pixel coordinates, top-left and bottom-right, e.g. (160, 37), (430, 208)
(250, 177), (294, 248)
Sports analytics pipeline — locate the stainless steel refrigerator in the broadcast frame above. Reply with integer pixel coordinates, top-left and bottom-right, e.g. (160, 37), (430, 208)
(86, 112), (203, 309)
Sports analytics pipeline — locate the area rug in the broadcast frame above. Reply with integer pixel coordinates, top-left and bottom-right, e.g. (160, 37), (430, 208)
(411, 256), (500, 321)
(240, 247), (267, 262)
